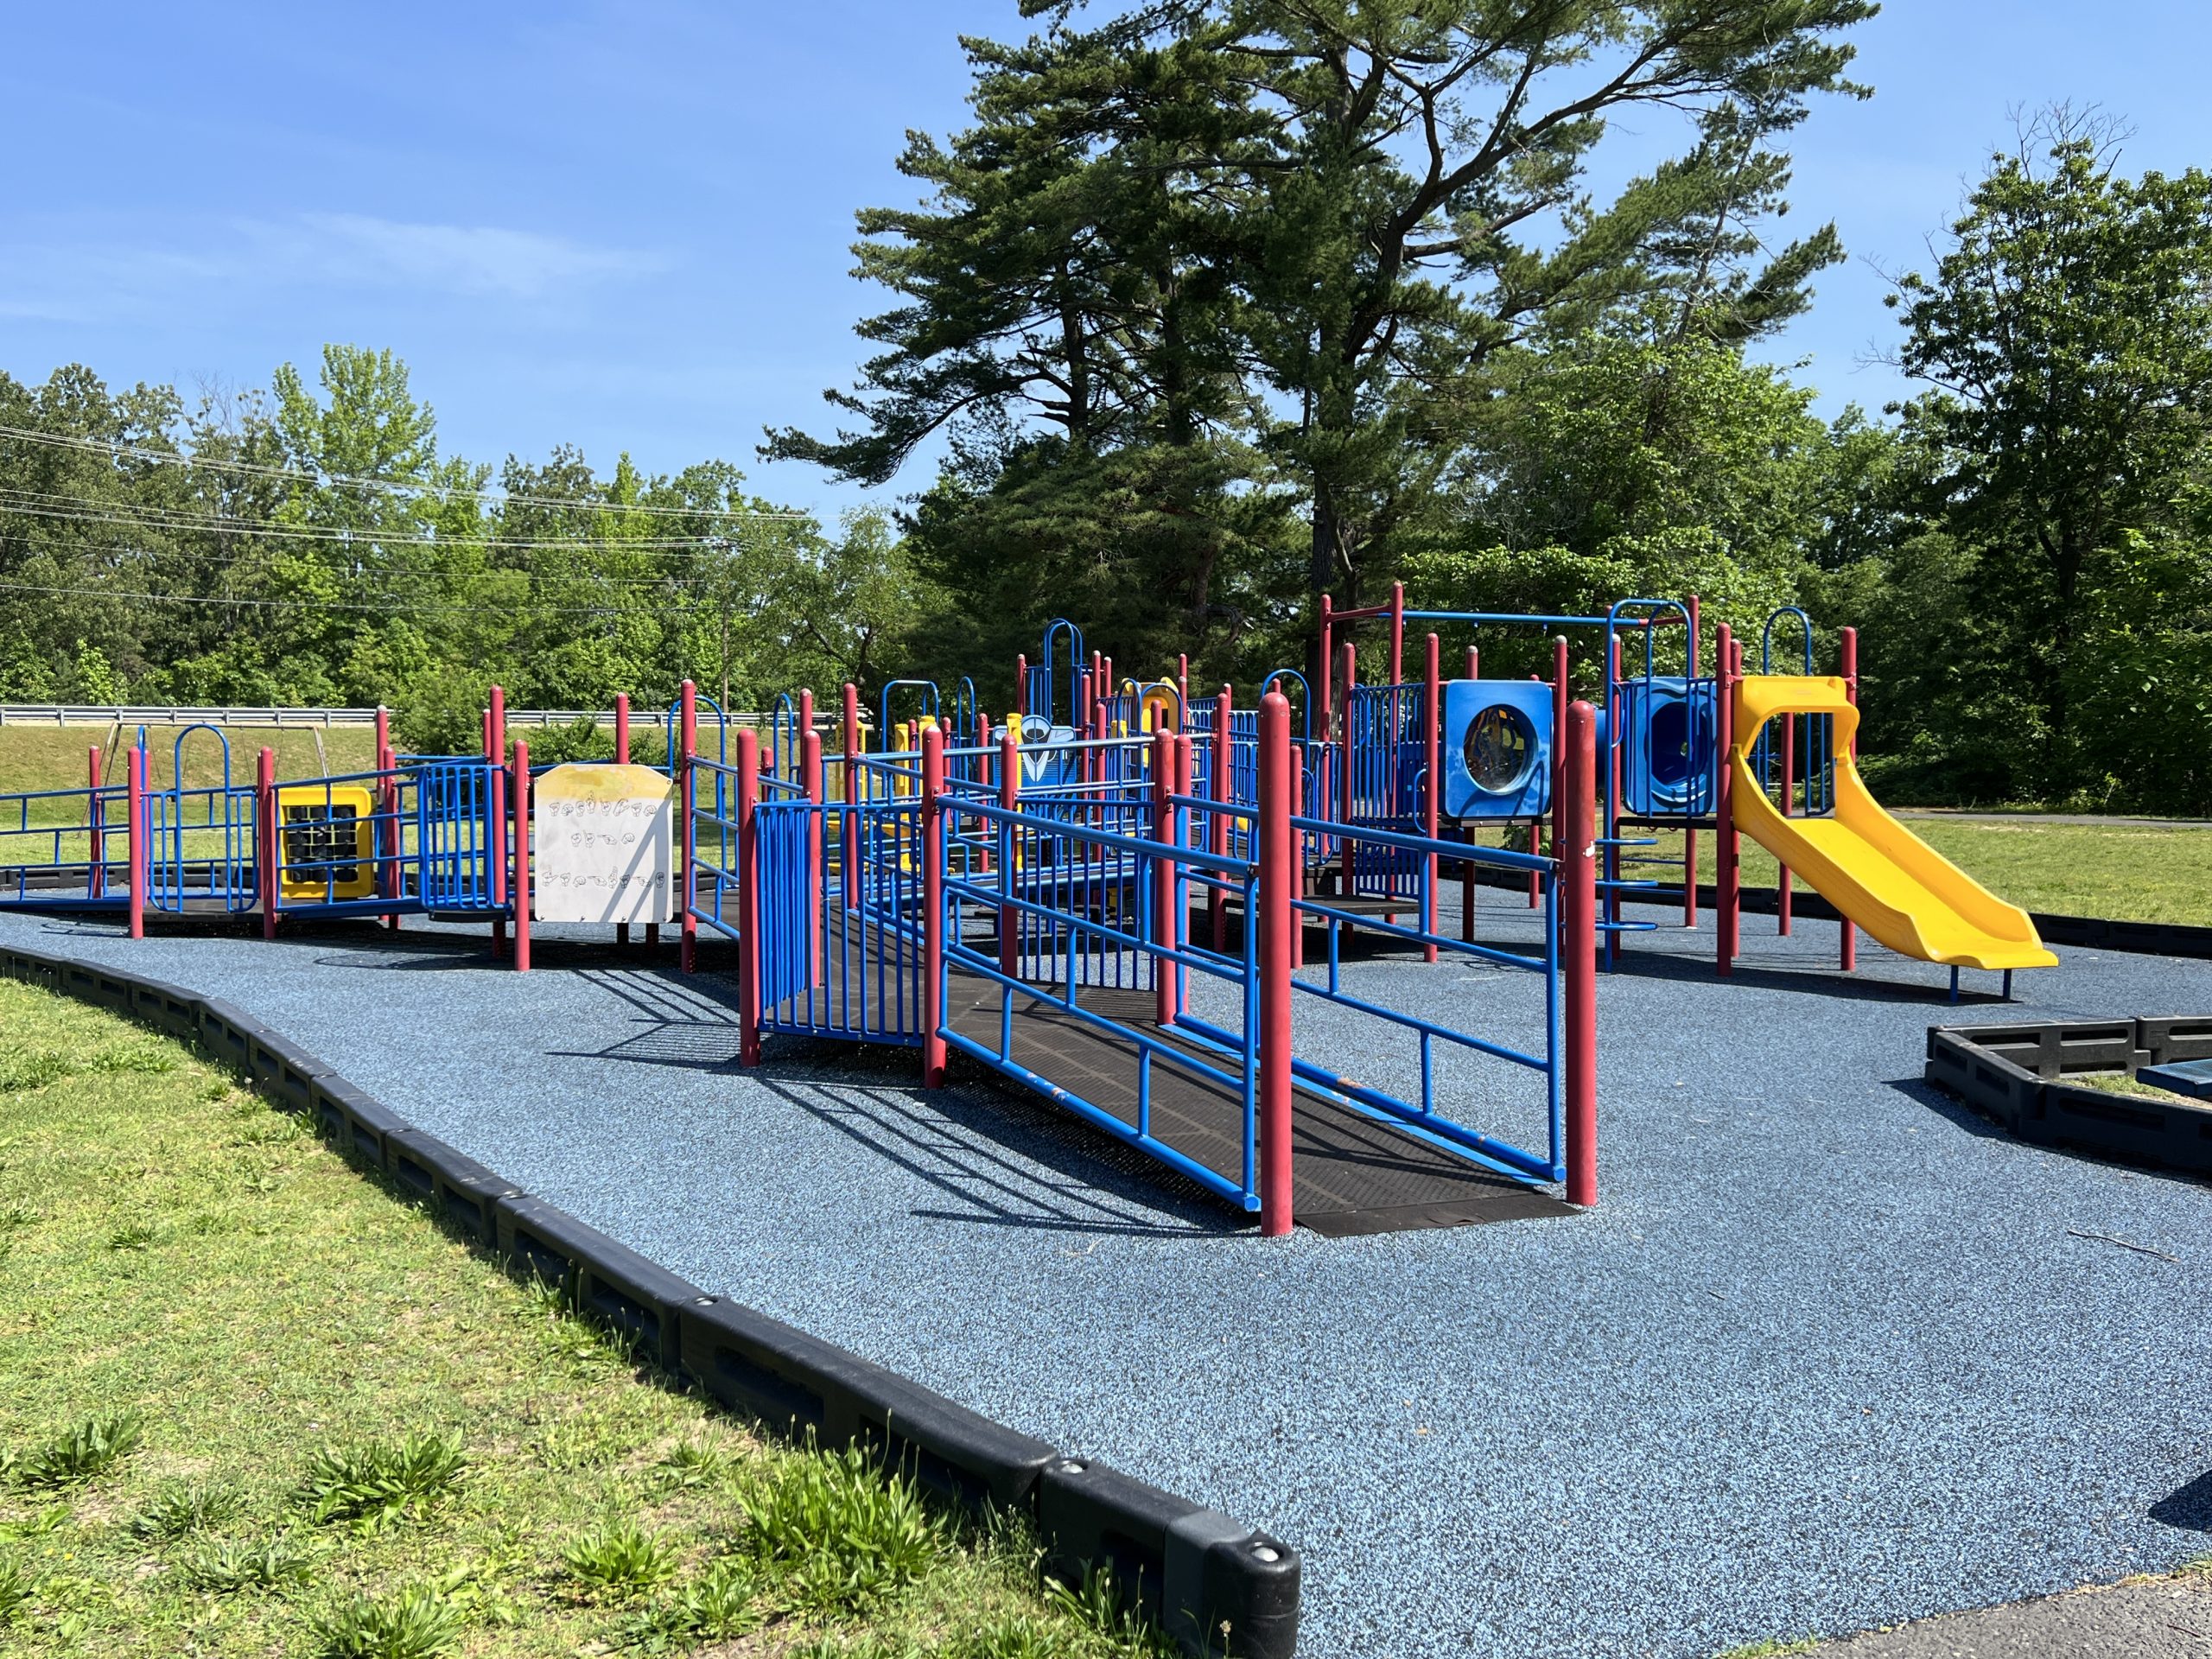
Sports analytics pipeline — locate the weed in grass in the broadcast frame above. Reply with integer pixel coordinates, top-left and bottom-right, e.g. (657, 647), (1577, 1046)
(300, 1432), (467, 1530)
(535, 1415), (629, 1473)
(1043, 1564), (1161, 1652)
(0, 1554), (29, 1621)
(108, 1220), (161, 1252)
(621, 1554), (762, 1648)
(939, 1618), (1090, 1658)
(16, 1412), (143, 1488)
(743, 1447), (944, 1616)
(0, 1048), (69, 1092)
(311, 1584), (462, 1659)
(655, 1438), (730, 1491)
(130, 1480), (246, 1541)
(182, 1534), (317, 1594)
(86, 1044), (175, 1077)
(0, 1204), (38, 1231)
(562, 1517), (679, 1601)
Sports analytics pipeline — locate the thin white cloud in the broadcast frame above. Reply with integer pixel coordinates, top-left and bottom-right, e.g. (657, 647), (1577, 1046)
(288, 213), (665, 301)
(0, 211), (664, 324)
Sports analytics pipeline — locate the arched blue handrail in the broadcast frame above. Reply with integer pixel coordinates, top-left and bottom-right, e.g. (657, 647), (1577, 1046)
(1039, 618), (1084, 728)
(1604, 598), (1694, 685)
(1761, 607), (1815, 675)
(663, 692), (730, 770)
(769, 692), (800, 779)
(876, 679), (940, 750)
(170, 721), (233, 795)
(953, 677), (979, 738)
(1260, 669), (1314, 741)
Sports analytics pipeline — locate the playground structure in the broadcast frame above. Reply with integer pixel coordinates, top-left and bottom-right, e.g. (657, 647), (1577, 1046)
(0, 593), (2056, 1230)
(1313, 586), (2057, 999)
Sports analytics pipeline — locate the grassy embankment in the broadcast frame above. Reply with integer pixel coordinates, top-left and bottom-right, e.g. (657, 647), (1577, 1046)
(0, 978), (1150, 1657)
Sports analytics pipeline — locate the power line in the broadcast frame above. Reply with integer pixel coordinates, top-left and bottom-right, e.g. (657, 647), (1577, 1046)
(4, 527), (779, 598)
(0, 575), (710, 620)
(0, 422), (823, 523)
(0, 493), (804, 554)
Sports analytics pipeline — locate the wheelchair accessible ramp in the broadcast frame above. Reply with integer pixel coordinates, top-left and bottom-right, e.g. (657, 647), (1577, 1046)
(941, 980), (1567, 1236)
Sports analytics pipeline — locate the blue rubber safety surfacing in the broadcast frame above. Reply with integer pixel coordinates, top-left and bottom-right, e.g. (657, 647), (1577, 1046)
(4, 905), (2210, 1659)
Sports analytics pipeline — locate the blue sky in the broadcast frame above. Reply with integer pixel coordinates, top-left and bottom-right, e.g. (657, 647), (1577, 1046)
(3, 2), (2208, 522)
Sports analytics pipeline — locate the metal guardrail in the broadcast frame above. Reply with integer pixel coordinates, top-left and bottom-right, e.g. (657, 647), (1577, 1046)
(0, 704), (786, 732)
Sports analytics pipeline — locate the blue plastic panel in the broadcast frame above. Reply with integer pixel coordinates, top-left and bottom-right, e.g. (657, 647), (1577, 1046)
(1618, 677), (1716, 817)
(1441, 680), (1554, 821)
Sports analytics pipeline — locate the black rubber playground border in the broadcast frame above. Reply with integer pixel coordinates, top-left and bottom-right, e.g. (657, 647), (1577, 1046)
(0, 941), (1301, 1659)
(1926, 1014), (2212, 1175)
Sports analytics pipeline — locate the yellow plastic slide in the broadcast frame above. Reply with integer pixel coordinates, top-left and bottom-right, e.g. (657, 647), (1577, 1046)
(1729, 676), (2057, 971)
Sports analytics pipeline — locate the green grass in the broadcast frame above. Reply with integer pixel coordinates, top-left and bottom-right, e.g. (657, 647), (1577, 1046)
(0, 980), (1161, 1657)
(1590, 818), (2212, 927)
(0, 724), (381, 798)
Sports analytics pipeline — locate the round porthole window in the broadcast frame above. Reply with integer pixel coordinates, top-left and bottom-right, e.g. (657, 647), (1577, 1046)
(1463, 702), (1537, 795)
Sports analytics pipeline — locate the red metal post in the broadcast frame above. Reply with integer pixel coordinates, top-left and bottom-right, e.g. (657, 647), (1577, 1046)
(1388, 582), (1405, 690)
(680, 680), (699, 973)
(1467, 645), (1479, 680)
(1178, 653), (1190, 717)
(1291, 745), (1308, 970)
(1716, 626), (1738, 976)
(257, 746), (276, 938)
(512, 741), (531, 973)
(1257, 690), (1295, 1237)
(1016, 652), (1029, 719)
(735, 727), (761, 1065)
(1684, 597), (1700, 930)
(127, 746), (144, 940)
(842, 682), (861, 914)
(920, 725), (946, 1086)
(1153, 728), (1178, 1028)
(1422, 632), (1440, 963)
(998, 728), (1020, 981)
(1211, 687), (1231, 951)
(1840, 626), (1859, 971)
(1337, 640), (1355, 899)
(1176, 733), (1194, 1016)
(1563, 699), (1599, 1208)
(803, 725), (823, 985)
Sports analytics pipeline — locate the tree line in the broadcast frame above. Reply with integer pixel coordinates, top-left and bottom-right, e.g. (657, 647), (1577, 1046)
(4, 3), (2211, 809)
